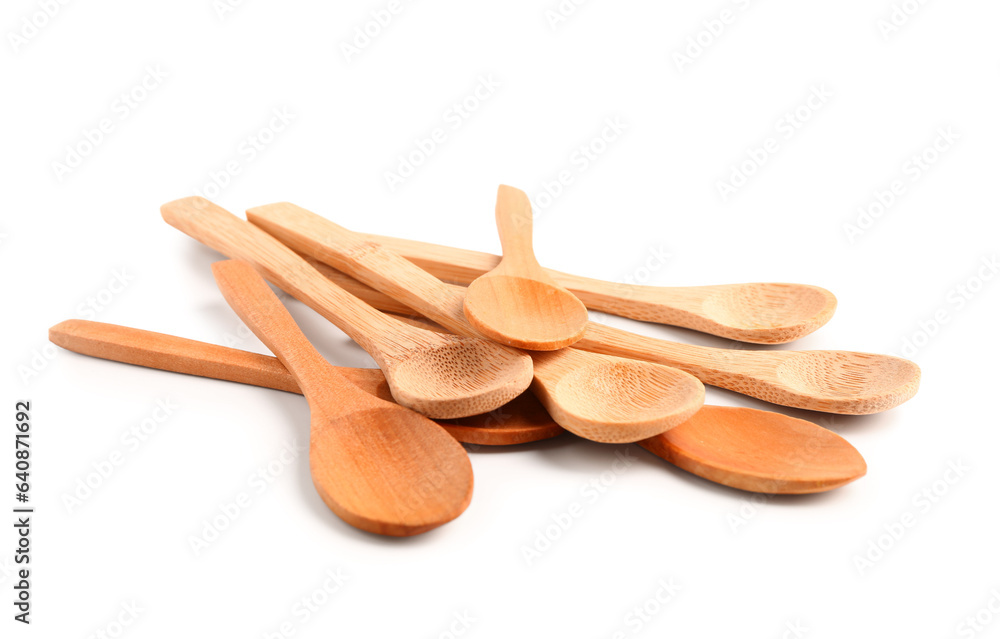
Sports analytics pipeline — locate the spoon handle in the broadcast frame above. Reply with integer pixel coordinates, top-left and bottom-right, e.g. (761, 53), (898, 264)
(247, 203), (470, 331)
(209, 259), (352, 403)
(48, 319), (302, 393)
(494, 184), (539, 270)
(161, 197), (420, 357)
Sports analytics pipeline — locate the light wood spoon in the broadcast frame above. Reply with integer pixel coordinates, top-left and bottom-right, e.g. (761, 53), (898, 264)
(247, 202), (705, 444)
(49, 320), (863, 494)
(161, 196), (533, 419)
(209, 259), (473, 536)
(269, 235), (919, 415)
(351, 234), (836, 344)
(48, 319), (564, 446)
(461, 185), (589, 350)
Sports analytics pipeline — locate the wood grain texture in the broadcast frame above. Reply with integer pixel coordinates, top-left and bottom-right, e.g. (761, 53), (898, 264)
(49, 320), (863, 494)
(577, 324), (920, 415)
(351, 233), (837, 344)
(639, 406), (866, 494)
(161, 196), (533, 419)
(461, 185), (589, 350)
(275, 248), (920, 415)
(248, 202), (706, 443)
(47, 319), (564, 446)
(209, 259), (473, 536)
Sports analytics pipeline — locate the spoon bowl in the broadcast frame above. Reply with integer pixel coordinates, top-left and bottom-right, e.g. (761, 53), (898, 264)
(640, 406), (867, 494)
(700, 283), (837, 337)
(530, 350), (705, 443)
(775, 350), (921, 413)
(464, 275), (589, 349)
(311, 406), (473, 535)
(383, 335), (536, 418)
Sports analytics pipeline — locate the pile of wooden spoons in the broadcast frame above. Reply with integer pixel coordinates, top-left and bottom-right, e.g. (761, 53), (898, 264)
(49, 185), (920, 537)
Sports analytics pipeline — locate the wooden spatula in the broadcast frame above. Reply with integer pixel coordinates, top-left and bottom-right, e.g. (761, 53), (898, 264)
(208, 259), (473, 536)
(462, 185), (589, 350)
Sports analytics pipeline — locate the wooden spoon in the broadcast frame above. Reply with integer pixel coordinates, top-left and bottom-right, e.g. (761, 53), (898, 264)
(353, 233), (837, 344)
(247, 202), (705, 444)
(247, 204), (919, 415)
(209, 259), (473, 536)
(161, 196), (533, 419)
(638, 407), (865, 493)
(47, 319), (564, 446)
(49, 320), (863, 494)
(461, 185), (589, 350)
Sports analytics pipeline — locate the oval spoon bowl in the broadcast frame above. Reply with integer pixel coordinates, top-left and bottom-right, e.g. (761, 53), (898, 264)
(311, 406), (474, 536)
(531, 352), (705, 443)
(464, 275), (589, 349)
(640, 406), (867, 494)
(383, 335), (534, 419)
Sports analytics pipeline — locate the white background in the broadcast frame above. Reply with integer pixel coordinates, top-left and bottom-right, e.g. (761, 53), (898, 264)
(2, 0), (999, 636)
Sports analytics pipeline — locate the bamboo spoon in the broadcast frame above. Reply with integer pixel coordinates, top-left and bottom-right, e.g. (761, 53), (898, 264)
(637, 407), (865, 494)
(161, 196), (533, 419)
(47, 319), (564, 446)
(353, 234), (837, 344)
(209, 259), (473, 536)
(49, 321), (863, 494)
(461, 185), (589, 350)
(247, 202), (705, 444)
(248, 203), (920, 415)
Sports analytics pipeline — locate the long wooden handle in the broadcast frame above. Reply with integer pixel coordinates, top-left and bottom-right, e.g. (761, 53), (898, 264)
(247, 203), (470, 331)
(209, 259), (352, 403)
(161, 197), (410, 355)
(494, 185), (537, 269)
(48, 319), (302, 393)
